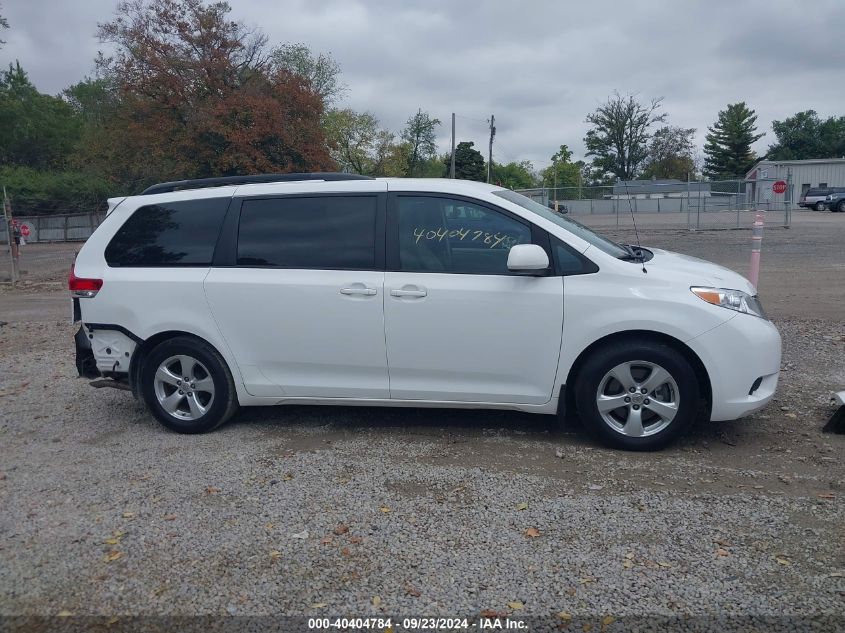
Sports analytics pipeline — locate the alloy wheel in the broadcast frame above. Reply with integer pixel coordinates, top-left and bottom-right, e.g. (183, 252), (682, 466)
(595, 360), (680, 437)
(153, 355), (215, 421)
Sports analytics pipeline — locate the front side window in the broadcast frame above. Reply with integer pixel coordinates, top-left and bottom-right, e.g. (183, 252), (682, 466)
(237, 195), (376, 269)
(105, 198), (229, 267)
(397, 196), (531, 274)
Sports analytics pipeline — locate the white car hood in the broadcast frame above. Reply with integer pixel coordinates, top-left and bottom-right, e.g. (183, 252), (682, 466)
(647, 248), (756, 295)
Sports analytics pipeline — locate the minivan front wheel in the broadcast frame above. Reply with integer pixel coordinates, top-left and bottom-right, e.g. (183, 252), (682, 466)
(140, 336), (238, 433)
(574, 340), (699, 450)
(815, 201), (826, 211)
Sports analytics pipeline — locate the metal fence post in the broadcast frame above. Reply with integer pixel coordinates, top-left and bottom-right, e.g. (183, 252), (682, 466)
(696, 180), (702, 230)
(736, 179), (741, 228)
(785, 169), (792, 228)
(686, 176), (692, 230)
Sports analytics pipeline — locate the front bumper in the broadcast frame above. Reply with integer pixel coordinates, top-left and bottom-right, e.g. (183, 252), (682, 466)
(687, 314), (782, 421)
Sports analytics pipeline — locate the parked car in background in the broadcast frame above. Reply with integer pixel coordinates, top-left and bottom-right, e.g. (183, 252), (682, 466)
(799, 187), (845, 211)
(824, 192), (845, 212)
(70, 173), (781, 450)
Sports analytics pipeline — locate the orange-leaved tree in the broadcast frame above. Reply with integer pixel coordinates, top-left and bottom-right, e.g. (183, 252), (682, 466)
(96, 0), (335, 190)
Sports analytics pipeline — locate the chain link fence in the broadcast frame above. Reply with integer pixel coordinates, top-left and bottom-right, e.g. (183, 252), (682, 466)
(1, 212), (103, 283)
(516, 178), (795, 231)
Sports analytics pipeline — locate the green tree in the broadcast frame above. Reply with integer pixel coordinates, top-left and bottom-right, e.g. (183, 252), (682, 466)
(703, 102), (763, 179)
(401, 109), (441, 177)
(641, 126), (696, 180)
(584, 92), (667, 180)
(323, 108), (382, 174)
(447, 141), (485, 181)
(64, 77), (118, 126)
(766, 110), (845, 160)
(272, 43), (345, 106)
(491, 160), (536, 189)
(0, 164), (117, 215)
(0, 62), (81, 169)
(541, 145), (583, 193)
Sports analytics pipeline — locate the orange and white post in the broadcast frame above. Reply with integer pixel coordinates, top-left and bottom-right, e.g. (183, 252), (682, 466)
(748, 212), (765, 289)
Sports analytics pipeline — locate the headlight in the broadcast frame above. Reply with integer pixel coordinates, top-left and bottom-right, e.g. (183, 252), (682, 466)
(691, 287), (767, 319)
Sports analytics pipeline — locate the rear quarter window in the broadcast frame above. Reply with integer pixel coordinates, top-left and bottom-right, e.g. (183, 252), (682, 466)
(236, 195), (377, 269)
(105, 198), (229, 267)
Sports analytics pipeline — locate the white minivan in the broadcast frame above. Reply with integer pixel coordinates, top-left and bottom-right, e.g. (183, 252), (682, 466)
(71, 174), (781, 450)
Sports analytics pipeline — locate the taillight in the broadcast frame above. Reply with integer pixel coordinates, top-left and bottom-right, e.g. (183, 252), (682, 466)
(68, 263), (103, 298)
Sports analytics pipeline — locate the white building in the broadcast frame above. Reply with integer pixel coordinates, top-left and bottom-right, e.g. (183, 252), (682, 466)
(746, 158), (845, 204)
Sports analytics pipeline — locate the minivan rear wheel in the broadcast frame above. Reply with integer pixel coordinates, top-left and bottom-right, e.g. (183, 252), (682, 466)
(574, 340), (699, 450)
(140, 336), (238, 433)
(815, 201), (826, 211)
(837, 200), (845, 213)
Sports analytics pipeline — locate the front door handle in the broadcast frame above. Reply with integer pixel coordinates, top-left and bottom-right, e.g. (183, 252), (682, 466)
(390, 288), (427, 298)
(340, 286), (377, 296)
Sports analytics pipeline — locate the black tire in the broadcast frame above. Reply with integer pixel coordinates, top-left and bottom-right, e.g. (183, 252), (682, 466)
(140, 336), (238, 433)
(837, 201), (845, 213)
(574, 339), (700, 450)
(815, 201), (826, 212)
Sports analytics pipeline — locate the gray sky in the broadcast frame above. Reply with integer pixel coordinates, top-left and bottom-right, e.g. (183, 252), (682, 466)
(3, 0), (843, 170)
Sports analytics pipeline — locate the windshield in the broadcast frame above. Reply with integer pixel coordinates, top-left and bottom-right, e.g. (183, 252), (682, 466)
(493, 189), (629, 258)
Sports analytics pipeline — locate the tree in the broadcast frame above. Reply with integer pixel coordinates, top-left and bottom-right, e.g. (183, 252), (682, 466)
(703, 102), (763, 179)
(766, 110), (845, 160)
(641, 126), (697, 180)
(584, 92), (667, 180)
(64, 77), (119, 126)
(0, 164), (116, 214)
(370, 130), (406, 176)
(541, 145), (582, 192)
(401, 109), (440, 177)
(271, 43), (345, 106)
(323, 108), (381, 174)
(96, 0), (334, 189)
(491, 160), (536, 189)
(0, 62), (81, 169)
(447, 141), (485, 181)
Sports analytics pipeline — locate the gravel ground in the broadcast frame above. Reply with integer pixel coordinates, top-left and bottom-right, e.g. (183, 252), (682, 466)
(1, 220), (844, 631)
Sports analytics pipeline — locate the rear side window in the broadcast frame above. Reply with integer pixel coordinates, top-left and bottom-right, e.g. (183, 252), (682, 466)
(237, 196), (377, 269)
(105, 198), (229, 267)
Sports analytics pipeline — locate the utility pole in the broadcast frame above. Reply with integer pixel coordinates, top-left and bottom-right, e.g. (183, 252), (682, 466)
(487, 114), (495, 184)
(450, 113), (456, 179)
(3, 187), (18, 285)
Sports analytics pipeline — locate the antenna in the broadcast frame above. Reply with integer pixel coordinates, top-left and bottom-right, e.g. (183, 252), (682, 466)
(621, 178), (647, 274)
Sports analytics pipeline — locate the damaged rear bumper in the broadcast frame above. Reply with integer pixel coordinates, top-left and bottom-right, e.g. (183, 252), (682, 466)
(75, 326), (99, 378)
(74, 324), (140, 379)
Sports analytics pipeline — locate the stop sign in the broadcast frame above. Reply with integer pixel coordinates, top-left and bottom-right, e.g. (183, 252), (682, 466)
(20, 224), (31, 237)
(772, 180), (787, 194)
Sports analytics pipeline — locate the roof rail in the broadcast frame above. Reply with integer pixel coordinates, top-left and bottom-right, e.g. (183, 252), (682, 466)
(140, 172), (374, 195)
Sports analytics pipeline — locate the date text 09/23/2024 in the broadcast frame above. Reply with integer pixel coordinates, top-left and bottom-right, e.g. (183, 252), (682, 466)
(307, 617), (528, 630)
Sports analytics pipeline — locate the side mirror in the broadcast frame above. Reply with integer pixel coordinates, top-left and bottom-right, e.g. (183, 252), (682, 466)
(507, 244), (549, 273)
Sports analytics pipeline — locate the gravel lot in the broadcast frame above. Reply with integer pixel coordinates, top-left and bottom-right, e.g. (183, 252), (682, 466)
(1, 213), (844, 631)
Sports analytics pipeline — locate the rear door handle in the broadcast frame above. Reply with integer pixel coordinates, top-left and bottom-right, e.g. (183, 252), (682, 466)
(340, 286), (377, 296)
(390, 288), (427, 298)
